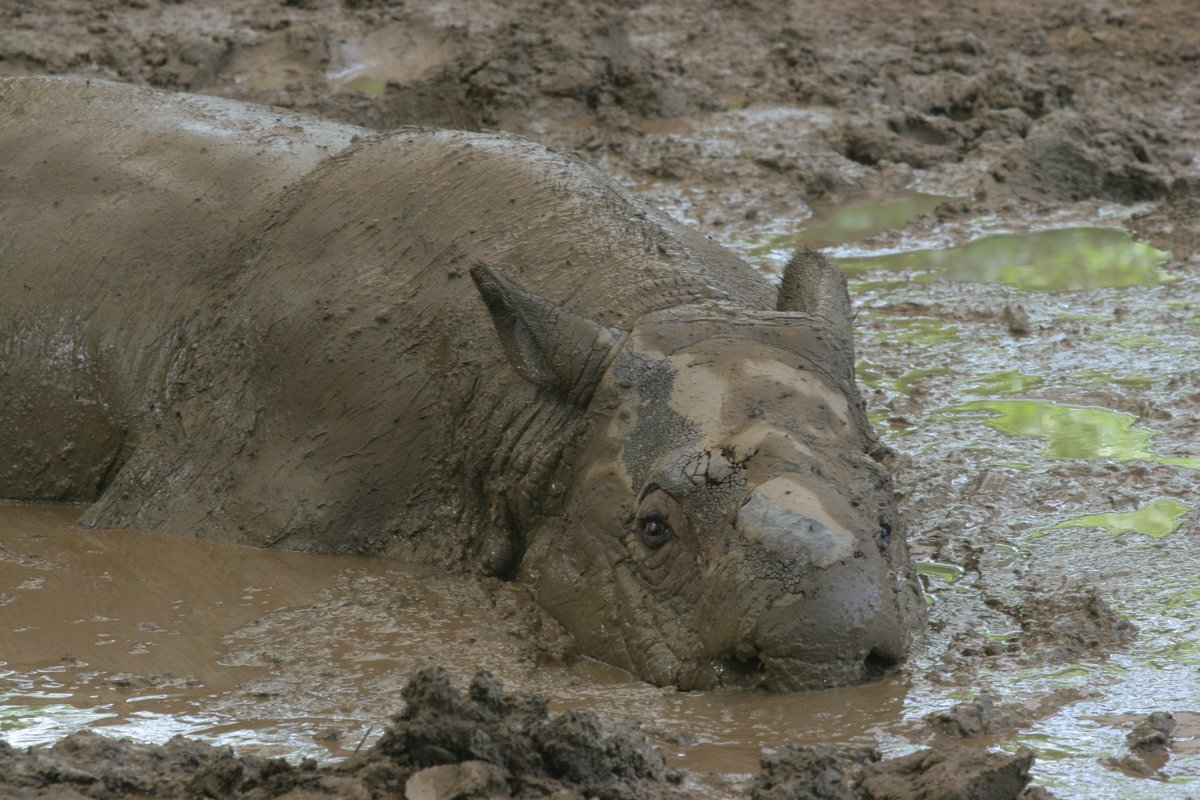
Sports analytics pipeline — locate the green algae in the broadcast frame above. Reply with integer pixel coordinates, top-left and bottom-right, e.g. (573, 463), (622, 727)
(966, 371), (1044, 396)
(916, 560), (964, 584)
(343, 75), (387, 96)
(884, 316), (962, 345)
(798, 192), (952, 246)
(856, 359), (886, 389)
(948, 399), (1200, 469)
(1034, 498), (1189, 540)
(1077, 369), (1153, 390)
(746, 191), (952, 256)
(744, 189), (950, 255)
(837, 227), (1173, 291)
(1111, 333), (1158, 349)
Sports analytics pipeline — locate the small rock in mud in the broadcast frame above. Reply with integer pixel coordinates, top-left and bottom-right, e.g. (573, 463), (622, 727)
(1127, 710), (1177, 754)
(405, 760), (508, 800)
(751, 744), (879, 800)
(925, 691), (1026, 738)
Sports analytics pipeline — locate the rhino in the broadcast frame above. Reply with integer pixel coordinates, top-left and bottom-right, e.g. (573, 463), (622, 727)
(0, 76), (925, 691)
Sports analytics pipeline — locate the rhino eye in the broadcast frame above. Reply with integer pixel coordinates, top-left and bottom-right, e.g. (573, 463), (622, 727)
(638, 514), (673, 549)
(879, 521), (892, 544)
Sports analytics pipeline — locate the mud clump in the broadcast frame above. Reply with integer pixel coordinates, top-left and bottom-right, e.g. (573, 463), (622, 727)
(0, 668), (679, 800)
(925, 691), (1027, 739)
(0, 669), (1063, 799)
(988, 111), (1175, 203)
(1126, 710), (1177, 755)
(751, 743), (1051, 800)
(993, 587), (1137, 664)
(0, 733), (301, 800)
(752, 744), (879, 800)
(371, 668), (670, 799)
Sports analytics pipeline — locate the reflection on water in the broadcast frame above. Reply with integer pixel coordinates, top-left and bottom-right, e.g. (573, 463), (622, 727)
(799, 192), (951, 247)
(745, 191), (951, 257)
(837, 227), (1173, 291)
(1036, 498), (1190, 540)
(948, 400), (1200, 469)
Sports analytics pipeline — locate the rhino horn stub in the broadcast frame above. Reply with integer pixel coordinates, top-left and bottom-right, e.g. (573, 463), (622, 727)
(775, 247), (853, 339)
(471, 263), (624, 407)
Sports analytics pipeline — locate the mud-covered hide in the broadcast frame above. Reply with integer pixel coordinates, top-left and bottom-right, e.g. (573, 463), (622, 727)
(0, 77), (924, 691)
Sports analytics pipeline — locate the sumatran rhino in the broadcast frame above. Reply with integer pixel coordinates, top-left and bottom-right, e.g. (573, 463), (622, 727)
(0, 77), (925, 690)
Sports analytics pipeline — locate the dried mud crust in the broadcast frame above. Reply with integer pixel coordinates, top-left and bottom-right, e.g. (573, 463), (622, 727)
(0, 669), (1056, 800)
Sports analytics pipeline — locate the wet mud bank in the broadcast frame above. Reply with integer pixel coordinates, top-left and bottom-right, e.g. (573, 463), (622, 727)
(1, 668), (1054, 800)
(2, 0), (1200, 798)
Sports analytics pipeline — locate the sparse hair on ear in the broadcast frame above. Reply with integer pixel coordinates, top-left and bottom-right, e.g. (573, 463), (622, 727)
(776, 246), (853, 337)
(470, 263), (624, 407)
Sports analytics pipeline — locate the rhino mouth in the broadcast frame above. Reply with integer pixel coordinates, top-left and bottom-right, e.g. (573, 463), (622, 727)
(716, 645), (902, 692)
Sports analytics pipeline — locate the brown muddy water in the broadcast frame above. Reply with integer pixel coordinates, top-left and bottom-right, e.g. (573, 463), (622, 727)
(4, 184), (1200, 798)
(0, 504), (908, 771)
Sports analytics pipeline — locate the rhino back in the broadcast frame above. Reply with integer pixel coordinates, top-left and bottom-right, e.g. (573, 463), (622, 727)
(82, 127), (776, 558)
(0, 76), (358, 501)
(2, 79), (775, 565)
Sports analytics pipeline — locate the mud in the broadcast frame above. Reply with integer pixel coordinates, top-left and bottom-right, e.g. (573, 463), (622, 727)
(2, 669), (1054, 800)
(2, 0), (1200, 798)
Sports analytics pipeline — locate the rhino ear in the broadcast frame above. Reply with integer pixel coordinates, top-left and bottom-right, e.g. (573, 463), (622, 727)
(471, 264), (624, 407)
(776, 247), (854, 339)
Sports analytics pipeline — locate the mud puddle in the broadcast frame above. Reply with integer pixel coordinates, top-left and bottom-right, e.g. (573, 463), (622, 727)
(0, 503), (917, 777)
(837, 227), (1173, 292)
(5, 191), (1199, 798)
(705, 178), (1198, 796)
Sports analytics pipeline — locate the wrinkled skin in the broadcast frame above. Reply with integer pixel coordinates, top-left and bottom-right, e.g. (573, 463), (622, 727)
(0, 77), (924, 690)
(481, 279), (925, 690)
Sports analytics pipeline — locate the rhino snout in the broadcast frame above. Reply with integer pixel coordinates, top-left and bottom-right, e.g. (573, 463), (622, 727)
(731, 478), (906, 689)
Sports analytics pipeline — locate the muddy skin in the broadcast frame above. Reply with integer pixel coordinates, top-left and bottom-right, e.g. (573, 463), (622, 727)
(0, 77), (922, 691)
(3, 1), (1199, 797)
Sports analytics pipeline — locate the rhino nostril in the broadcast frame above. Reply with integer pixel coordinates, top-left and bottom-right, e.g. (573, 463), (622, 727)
(863, 648), (898, 679)
(720, 653), (765, 686)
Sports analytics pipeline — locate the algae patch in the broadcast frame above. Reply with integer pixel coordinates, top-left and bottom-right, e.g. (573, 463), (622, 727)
(1033, 498), (1190, 540)
(948, 400), (1200, 469)
(837, 227), (1172, 291)
(745, 191), (951, 257)
(916, 560), (964, 584)
(878, 316), (962, 345)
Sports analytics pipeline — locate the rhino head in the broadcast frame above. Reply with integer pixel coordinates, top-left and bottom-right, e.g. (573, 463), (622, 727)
(471, 250), (925, 691)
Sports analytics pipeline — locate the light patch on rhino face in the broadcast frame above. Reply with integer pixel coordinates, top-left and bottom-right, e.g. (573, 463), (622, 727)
(663, 353), (851, 450)
(737, 476), (856, 570)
